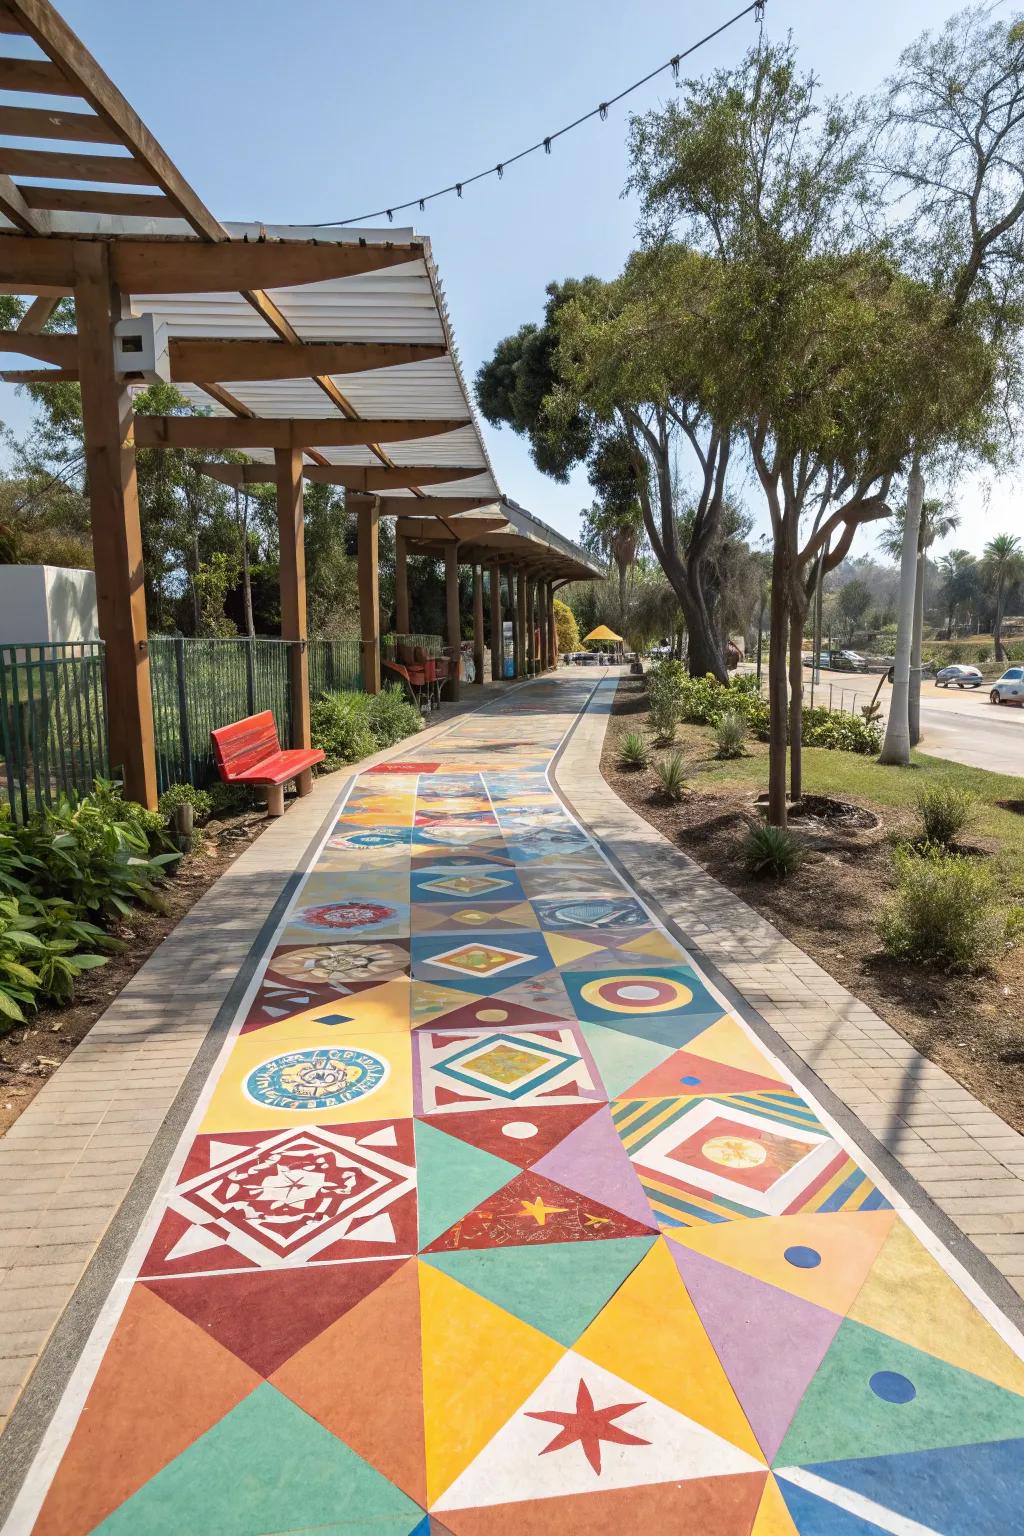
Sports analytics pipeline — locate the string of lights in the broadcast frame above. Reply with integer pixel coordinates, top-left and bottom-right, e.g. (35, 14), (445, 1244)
(310, 0), (766, 228)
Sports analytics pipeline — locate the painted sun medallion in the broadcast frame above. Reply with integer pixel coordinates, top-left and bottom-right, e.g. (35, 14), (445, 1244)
(579, 973), (694, 1015)
(328, 827), (410, 851)
(244, 1046), (388, 1112)
(294, 901), (396, 931)
(270, 942), (408, 985)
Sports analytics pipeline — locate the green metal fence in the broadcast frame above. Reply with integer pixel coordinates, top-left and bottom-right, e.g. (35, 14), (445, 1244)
(381, 633), (444, 659)
(0, 643), (109, 821)
(308, 637), (361, 698)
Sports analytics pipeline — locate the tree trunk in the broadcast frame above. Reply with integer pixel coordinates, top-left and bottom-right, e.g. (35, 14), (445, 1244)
(789, 604), (804, 804)
(241, 529), (255, 639)
(618, 560), (627, 621)
(879, 452), (923, 765)
(767, 545), (790, 827)
(683, 565), (729, 682)
(994, 581), (1006, 665)
(909, 535), (925, 747)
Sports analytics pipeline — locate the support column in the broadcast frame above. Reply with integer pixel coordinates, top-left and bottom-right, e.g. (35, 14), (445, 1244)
(74, 242), (157, 808)
(516, 567), (527, 679)
(445, 541), (461, 702)
(539, 579), (550, 671)
(354, 494), (381, 696)
(394, 531), (410, 635)
(509, 571), (521, 678)
(489, 562), (503, 681)
(275, 446), (312, 794)
(472, 563), (485, 685)
(526, 578), (536, 675)
(548, 584), (558, 669)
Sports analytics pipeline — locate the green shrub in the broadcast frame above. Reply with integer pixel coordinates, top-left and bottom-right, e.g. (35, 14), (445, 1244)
(618, 731), (650, 769)
(878, 844), (1017, 972)
(207, 781), (250, 818)
(159, 783), (213, 825)
(975, 646), (992, 665)
(714, 710), (748, 759)
(310, 692), (375, 770)
(801, 707), (881, 754)
(367, 683), (424, 748)
(740, 822), (806, 880)
(917, 783), (976, 847)
(654, 751), (688, 801)
(19, 789), (179, 920)
(1006, 641), (1024, 663)
(646, 659), (686, 741)
(944, 642), (966, 663)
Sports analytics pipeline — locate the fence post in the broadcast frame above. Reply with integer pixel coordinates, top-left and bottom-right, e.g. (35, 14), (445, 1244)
(174, 635), (192, 786)
(245, 637), (256, 717)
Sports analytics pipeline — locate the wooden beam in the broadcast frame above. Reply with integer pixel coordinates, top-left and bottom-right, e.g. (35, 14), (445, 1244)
(17, 294), (58, 332)
(0, 103), (120, 143)
(0, 55), (77, 93)
(132, 416), (470, 450)
(0, 329), (73, 363)
(3, 0), (225, 239)
(394, 532), (409, 634)
(396, 516), (507, 542)
(444, 541), (461, 703)
(472, 563), (484, 686)
(196, 382), (255, 418)
(0, 365), (75, 383)
(73, 240), (157, 808)
(274, 445), (311, 778)
(376, 495), (499, 518)
(0, 235), (74, 287)
(354, 495), (381, 695)
(19, 185), (175, 219)
(164, 336), (446, 384)
(0, 146), (153, 183)
(111, 239), (423, 295)
(199, 461), (274, 487)
(489, 563), (503, 682)
(302, 464), (483, 491)
(0, 173), (48, 235)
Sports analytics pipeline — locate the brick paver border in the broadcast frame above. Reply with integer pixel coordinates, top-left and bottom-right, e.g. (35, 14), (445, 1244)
(551, 674), (1024, 1323)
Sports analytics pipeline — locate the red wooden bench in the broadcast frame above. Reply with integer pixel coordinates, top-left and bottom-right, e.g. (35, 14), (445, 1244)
(210, 711), (324, 817)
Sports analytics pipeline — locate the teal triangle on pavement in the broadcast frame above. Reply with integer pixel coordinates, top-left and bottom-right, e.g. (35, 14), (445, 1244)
(422, 1235), (656, 1346)
(775, 1317), (1024, 1469)
(95, 1383), (423, 1535)
(414, 1119), (519, 1250)
(579, 1021), (675, 1098)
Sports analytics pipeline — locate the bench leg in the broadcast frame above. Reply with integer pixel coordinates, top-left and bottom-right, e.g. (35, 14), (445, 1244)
(265, 784), (285, 817)
(295, 769), (313, 798)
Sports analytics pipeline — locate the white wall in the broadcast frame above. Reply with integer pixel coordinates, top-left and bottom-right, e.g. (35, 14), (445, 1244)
(0, 566), (98, 644)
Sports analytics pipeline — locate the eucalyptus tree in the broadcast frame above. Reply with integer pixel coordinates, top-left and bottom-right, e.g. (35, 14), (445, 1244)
(627, 41), (992, 821)
(877, 7), (1024, 763)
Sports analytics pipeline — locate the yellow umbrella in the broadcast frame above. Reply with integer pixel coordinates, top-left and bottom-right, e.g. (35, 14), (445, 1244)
(583, 624), (624, 643)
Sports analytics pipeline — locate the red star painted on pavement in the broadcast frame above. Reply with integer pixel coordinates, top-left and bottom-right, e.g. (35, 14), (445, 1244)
(526, 1377), (650, 1474)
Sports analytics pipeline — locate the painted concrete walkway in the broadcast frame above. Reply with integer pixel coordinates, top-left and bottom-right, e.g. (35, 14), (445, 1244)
(5, 675), (1024, 1534)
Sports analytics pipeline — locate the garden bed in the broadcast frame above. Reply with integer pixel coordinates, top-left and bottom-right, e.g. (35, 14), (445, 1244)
(602, 675), (1024, 1133)
(0, 803), (269, 1137)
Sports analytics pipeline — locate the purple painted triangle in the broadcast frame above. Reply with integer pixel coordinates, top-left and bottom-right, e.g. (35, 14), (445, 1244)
(532, 1106), (655, 1228)
(667, 1238), (843, 1461)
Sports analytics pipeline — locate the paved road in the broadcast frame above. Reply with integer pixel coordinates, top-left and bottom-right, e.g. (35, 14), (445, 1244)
(6, 675), (1024, 1534)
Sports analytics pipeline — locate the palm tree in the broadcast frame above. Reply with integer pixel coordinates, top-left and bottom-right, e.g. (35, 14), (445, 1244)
(879, 499), (961, 743)
(981, 533), (1024, 665)
(936, 549), (977, 638)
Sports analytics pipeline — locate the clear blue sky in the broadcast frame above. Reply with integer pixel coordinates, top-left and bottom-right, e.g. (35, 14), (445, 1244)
(4, 0), (1018, 559)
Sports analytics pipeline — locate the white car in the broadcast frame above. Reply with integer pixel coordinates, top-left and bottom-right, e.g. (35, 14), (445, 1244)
(990, 666), (1024, 704)
(935, 664), (984, 688)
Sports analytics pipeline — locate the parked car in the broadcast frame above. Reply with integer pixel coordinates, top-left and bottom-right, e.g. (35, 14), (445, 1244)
(832, 650), (868, 672)
(935, 664), (984, 688)
(990, 666), (1024, 704)
(802, 651), (832, 668)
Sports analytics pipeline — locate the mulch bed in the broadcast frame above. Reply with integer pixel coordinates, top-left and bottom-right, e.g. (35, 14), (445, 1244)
(0, 806), (271, 1138)
(602, 677), (1024, 1135)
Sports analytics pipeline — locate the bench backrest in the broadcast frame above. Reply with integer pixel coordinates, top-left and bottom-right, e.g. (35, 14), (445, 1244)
(211, 710), (281, 779)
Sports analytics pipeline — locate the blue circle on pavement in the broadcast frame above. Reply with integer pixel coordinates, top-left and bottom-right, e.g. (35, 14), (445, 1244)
(870, 1371), (917, 1404)
(680, 1075), (702, 1085)
(784, 1245), (822, 1269)
(245, 1046), (388, 1112)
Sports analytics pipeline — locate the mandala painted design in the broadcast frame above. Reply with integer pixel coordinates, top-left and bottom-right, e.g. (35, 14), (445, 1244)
(542, 898), (648, 930)
(579, 973), (693, 1015)
(294, 900), (397, 931)
(244, 1046), (388, 1112)
(328, 827), (410, 851)
(270, 942), (408, 985)
(428, 942), (534, 978)
(164, 1125), (414, 1267)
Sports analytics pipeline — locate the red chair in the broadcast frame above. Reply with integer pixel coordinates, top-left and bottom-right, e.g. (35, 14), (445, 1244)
(210, 711), (324, 816)
(383, 658), (428, 712)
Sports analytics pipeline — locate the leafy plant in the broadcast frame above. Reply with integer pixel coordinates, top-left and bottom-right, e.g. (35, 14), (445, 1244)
(654, 750), (688, 801)
(158, 783), (213, 825)
(310, 692), (375, 770)
(18, 790), (179, 920)
(714, 710), (748, 759)
(878, 844), (1017, 972)
(367, 684), (424, 748)
(618, 730), (650, 769)
(740, 822), (806, 879)
(801, 707), (881, 754)
(917, 783), (977, 847)
(0, 890), (111, 1024)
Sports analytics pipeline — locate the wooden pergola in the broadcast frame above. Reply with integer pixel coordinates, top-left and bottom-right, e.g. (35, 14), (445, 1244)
(0, 0), (602, 807)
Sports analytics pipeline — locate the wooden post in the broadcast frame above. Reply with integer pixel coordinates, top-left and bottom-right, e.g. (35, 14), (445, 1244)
(515, 568), (527, 678)
(539, 579), (550, 670)
(354, 494), (381, 695)
(394, 531), (410, 635)
(489, 562), (503, 681)
(445, 540), (461, 702)
(526, 578), (536, 675)
(472, 563), (484, 685)
(74, 242), (158, 808)
(548, 584), (558, 669)
(275, 445), (312, 795)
